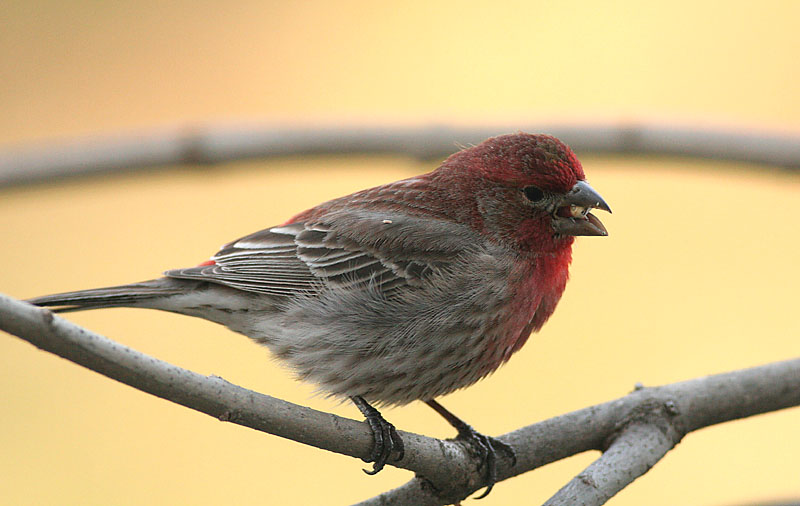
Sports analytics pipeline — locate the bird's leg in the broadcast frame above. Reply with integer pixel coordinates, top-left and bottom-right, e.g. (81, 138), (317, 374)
(425, 400), (516, 499)
(351, 396), (405, 475)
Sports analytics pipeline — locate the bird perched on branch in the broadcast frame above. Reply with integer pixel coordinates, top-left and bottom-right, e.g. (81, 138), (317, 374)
(28, 132), (610, 497)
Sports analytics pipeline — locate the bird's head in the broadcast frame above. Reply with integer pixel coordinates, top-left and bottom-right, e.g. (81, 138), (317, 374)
(438, 133), (611, 254)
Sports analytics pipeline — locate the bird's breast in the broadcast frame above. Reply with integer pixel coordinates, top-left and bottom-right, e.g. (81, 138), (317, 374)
(477, 247), (572, 376)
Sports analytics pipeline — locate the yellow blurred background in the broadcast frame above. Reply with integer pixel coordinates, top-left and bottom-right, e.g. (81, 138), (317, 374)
(1, 2), (799, 505)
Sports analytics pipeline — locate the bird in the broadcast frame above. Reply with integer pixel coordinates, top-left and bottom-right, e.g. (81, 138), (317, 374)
(27, 132), (610, 497)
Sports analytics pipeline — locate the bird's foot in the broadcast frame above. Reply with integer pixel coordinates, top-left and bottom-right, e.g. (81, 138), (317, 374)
(455, 424), (516, 499)
(425, 399), (516, 499)
(351, 396), (405, 475)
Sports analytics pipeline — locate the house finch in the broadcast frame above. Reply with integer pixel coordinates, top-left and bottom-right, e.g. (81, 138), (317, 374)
(28, 132), (610, 497)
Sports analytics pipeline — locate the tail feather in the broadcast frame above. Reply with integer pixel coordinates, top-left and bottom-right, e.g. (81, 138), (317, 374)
(26, 278), (190, 313)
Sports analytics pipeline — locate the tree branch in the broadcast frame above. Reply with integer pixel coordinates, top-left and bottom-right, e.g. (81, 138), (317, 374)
(0, 293), (465, 482)
(544, 423), (676, 505)
(355, 359), (800, 505)
(1, 291), (799, 506)
(1, 123), (799, 186)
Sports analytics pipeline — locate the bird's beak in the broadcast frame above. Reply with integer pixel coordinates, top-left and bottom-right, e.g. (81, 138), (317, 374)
(551, 180), (611, 237)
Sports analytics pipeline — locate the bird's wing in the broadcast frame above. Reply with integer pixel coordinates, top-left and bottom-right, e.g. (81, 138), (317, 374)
(165, 222), (323, 297)
(164, 210), (477, 298)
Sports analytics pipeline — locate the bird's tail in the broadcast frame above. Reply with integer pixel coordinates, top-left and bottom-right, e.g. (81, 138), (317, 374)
(26, 278), (191, 313)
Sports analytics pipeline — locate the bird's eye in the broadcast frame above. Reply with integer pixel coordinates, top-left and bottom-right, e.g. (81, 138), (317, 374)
(523, 186), (545, 202)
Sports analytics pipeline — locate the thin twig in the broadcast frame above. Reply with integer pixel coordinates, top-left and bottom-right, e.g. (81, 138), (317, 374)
(543, 423), (676, 505)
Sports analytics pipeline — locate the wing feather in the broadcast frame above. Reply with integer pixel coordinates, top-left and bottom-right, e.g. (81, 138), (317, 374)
(165, 204), (481, 298)
(166, 219), (427, 296)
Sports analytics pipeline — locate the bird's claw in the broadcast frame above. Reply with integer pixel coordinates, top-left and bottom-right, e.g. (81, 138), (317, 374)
(351, 396), (405, 475)
(361, 414), (404, 475)
(456, 425), (516, 499)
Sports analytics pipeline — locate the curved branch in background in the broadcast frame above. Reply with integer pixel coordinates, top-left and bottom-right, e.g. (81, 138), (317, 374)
(1, 292), (799, 505)
(1, 123), (799, 187)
